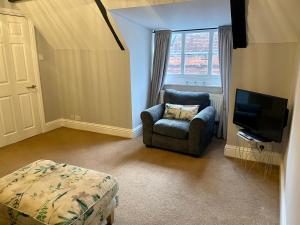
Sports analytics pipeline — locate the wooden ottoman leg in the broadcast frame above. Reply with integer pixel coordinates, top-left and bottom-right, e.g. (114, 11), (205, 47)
(107, 210), (114, 225)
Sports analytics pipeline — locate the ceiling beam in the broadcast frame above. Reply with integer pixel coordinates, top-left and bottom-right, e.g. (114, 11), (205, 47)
(8, 0), (33, 2)
(95, 0), (125, 50)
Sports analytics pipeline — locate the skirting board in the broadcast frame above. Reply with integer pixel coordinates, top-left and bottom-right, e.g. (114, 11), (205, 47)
(44, 119), (142, 138)
(132, 124), (143, 138)
(224, 144), (282, 166)
(280, 162), (286, 225)
(44, 119), (63, 133)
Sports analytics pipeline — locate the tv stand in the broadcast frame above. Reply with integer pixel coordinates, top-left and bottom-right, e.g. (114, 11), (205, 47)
(230, 129), (278, 176)
(237, 129), (269, 142)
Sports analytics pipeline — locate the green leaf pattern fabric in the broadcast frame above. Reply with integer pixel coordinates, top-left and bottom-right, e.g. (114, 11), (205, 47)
(0, 160), (118, 225)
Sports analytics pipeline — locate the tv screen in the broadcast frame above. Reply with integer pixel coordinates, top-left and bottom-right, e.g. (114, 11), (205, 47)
(233, 89), (288, 142)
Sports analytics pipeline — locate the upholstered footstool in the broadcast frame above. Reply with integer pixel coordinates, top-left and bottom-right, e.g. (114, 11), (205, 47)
(0, 160), (118, 225)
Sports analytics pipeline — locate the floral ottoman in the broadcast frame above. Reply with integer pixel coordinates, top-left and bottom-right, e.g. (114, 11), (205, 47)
(0, 160), (118, 225)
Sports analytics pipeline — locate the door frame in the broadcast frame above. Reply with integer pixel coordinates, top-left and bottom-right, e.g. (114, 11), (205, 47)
(0, 7), (46, 133)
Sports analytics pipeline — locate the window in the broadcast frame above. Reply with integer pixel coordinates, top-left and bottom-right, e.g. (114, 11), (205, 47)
(165, 29), (221, 87)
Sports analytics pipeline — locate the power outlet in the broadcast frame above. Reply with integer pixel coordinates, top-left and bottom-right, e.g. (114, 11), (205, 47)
(75, 115), (81, 121)
(257, 143), (271, 152)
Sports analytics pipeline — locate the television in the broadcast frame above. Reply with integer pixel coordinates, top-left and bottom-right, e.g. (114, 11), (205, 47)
(233, 89), (288, 142)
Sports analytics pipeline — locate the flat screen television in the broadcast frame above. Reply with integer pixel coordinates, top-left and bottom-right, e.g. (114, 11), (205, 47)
(233, 89), (288, 142)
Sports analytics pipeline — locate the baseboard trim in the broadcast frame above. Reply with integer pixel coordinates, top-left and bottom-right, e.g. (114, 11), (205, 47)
(132, 124), (143, 138)
(280, 161), (286, 225)
(224, 144), (281, 166)
(44, 119), (142, 138)
(63, 119), (136, 138)
(44, 119), (63, 133)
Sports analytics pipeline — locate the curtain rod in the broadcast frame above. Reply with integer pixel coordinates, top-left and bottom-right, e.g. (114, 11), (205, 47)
(152, 27), (218, 33)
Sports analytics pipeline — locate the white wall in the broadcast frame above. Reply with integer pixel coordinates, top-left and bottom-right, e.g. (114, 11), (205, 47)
(55, 49), (133, 129)
(111, 13), (152, 128)
(226, 0), (300, 149)
(0, 0), (16, 9)
(247, 0), (300, 43)
(15, 0), (141, 130)
(35, 30), (61, 122)
(284, 48), (300, 225)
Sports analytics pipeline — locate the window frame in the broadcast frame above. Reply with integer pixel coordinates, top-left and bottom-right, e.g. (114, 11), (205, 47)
(166, 29), (221, 87)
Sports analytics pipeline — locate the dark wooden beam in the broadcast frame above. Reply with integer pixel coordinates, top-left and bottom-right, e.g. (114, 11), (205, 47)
(230, 0), (248, 49)
(8, 0), (32, 2)
(95, 0), (125, 51)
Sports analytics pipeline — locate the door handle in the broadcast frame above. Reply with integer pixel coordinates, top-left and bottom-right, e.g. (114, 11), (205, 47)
(26, 85), (37, 89)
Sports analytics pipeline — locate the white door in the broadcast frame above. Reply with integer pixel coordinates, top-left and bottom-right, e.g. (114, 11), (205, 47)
(0, 13), (42, 147)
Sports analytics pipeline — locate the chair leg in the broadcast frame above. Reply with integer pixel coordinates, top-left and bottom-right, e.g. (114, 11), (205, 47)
(107, 210), (114, 225)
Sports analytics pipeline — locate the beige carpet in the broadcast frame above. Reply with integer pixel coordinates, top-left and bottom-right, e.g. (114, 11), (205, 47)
(0, 128), (279, 225)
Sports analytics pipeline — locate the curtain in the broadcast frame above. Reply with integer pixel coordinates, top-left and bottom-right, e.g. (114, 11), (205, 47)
(217, 26), (233, 139)
(149, 30), (172, 106)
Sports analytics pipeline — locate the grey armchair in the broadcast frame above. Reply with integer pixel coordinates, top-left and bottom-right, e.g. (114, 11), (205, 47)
(141, 89), (216, 157)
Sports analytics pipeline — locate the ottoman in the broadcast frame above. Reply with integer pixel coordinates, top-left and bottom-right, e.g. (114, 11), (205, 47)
(0, 160), (119, 225)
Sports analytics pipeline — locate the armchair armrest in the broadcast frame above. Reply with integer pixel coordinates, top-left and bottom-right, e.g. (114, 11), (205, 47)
(141, 104), (165, 125)
(189, 106), (216, 155)
(141, 104), (165, 146)
(190, 106), (216, 127)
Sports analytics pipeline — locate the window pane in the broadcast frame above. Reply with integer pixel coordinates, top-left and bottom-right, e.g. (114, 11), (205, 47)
(184, 32), (209, 75)
(164, 30), (221, 87)
(168, 55), (181, 74)
(212, 31), (220, 75)
(167, 33), (182, 74)
(170, 33), (182, 54)
(185, 32), (210, 53)
(184, 53), (209, 75)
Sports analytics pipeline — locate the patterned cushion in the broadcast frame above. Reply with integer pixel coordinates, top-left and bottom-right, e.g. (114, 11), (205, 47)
(179, 105), (200, 120)
(163, 103), (181, 119)
(163, 103), (199, 121)
(0, 160), (118, 225)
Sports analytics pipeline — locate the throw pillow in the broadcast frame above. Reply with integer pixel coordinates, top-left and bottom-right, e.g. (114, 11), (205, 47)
(179, 105), (199, 120)
(163, 103), (199, 121)
(163, 103), (181, 119)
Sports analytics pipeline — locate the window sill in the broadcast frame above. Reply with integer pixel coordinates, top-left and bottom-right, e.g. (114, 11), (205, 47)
(163, 84), (223, 94)
(165, 75), (221, 87)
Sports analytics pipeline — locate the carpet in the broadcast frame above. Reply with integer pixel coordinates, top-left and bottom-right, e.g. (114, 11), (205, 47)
(0, 128), (279, 225)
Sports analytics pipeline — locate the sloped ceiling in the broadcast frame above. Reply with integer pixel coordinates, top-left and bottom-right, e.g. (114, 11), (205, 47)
(17, 0), (123, 50)
(102, 0), (190, 10)
(110, 0), (231, 30)
(110, 0), (300, 43)
(14, 0), (300, 50)
(16, 0), (190, 50)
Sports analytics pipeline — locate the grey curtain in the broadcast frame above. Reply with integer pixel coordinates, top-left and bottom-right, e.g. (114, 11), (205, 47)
(149, 30), (172, 106)
(217, 26), (233, 139)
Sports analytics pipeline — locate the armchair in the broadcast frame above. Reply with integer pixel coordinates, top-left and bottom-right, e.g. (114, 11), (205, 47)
(141, 89), (216, 157)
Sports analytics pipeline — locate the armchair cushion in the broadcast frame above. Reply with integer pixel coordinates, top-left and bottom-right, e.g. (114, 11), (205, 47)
(153, 119), (190, 139)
